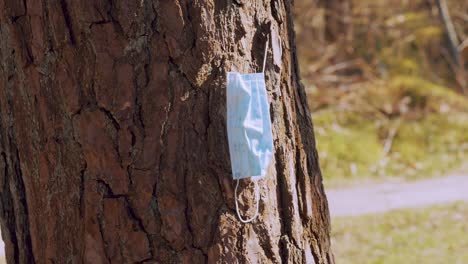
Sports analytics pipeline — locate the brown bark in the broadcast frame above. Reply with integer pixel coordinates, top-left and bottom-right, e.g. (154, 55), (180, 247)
(0, 0), (333, 263)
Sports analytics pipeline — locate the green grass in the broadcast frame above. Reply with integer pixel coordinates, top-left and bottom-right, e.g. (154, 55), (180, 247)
(310, 76), (468, 187)
(314, 111), (468, 187)
(332, 202), (468, 264)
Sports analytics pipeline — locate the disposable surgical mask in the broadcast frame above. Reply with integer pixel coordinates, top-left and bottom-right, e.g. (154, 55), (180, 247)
(226, 37), (274, 223)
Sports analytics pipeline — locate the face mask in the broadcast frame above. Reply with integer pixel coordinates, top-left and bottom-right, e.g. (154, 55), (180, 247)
(226, 37), (273, 223)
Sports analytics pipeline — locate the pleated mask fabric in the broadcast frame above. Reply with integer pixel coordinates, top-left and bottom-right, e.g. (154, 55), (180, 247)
(226, 35), (274, 223)
(226, 72), (273, 180)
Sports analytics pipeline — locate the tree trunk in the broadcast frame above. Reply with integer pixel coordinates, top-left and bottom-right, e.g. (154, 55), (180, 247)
(435, 0), (466, 93)
(0, 0), (333, 263)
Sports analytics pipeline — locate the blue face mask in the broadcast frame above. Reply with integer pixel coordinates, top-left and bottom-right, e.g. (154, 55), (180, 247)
(226, 72), (273, 180)
(226, 38), (274, 223)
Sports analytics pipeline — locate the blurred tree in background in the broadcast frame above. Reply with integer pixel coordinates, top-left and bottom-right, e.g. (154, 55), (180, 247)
(321, 0), (353, 43)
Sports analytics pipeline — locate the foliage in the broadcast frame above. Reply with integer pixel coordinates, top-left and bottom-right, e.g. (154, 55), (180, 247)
(309, 76), (468, 187)
(295, 0), (467, 89)
(315, 116), (468, 187)
(294, 0), (468, 186)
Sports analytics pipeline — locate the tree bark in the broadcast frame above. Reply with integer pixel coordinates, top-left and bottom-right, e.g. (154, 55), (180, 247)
(0, 0), (333, 263)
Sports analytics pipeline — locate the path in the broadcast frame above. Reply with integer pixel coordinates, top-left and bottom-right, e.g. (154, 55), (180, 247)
(327, 174), (468, 217)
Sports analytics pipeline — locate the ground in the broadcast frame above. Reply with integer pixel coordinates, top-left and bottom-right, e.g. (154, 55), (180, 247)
(309, 77), (468, 188)
(332, 202), (468, 264)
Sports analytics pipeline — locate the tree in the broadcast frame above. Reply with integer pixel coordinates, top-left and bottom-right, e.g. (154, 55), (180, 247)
(0, 0), (333, 263)
(321, 0), (353, 43)
(434, 0), (466, 93)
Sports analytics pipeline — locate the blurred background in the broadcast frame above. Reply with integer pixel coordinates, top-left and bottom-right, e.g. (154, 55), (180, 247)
(294, 0), (468, 263)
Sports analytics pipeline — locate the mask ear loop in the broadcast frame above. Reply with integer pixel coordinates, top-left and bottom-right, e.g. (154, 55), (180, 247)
(235, 179), (260, 223)
(262, 35), (269, 73)
(234, 35), (268, 223)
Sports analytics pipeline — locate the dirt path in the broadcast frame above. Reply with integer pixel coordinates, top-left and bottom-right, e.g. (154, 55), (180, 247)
(327, 174), (468, 217)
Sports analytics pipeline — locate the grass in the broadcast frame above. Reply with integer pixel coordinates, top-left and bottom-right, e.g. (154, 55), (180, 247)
(309, 76), (468, 187)
(332, 202), (468, 264)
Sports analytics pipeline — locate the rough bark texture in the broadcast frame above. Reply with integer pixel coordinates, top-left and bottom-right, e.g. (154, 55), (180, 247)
(0, 0), (333, 263)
